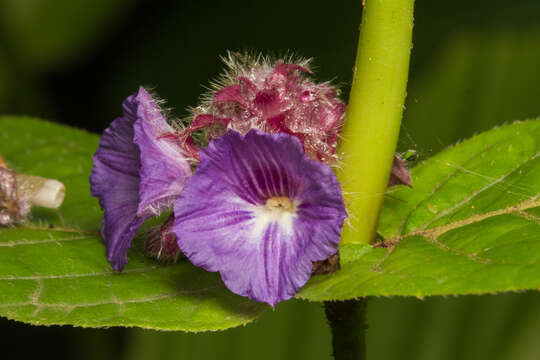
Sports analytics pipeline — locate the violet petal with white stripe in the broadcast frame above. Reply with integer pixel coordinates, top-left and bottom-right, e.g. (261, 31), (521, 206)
(90, 87), (190, 271)
(172, 129), (347, 306)
(133, 87), (191, 218)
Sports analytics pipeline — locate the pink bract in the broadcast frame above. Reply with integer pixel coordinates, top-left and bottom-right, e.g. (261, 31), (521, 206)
(179, 54), (346, 165)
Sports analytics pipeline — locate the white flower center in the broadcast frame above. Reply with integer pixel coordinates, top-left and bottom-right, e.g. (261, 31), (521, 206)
(265, 196), (295, 213)
(249, 196), (298, 242)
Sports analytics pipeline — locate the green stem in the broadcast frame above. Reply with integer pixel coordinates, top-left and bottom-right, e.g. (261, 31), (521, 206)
(325, 299), (368, 360)
(338, 0), (415, 244)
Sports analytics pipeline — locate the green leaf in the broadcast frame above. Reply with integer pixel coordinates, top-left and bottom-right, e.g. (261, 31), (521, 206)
(0, 116), (266, 331)
(299, 119), (540, 301)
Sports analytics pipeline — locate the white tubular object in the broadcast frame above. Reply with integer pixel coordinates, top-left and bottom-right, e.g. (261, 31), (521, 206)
(15, 174), (66, 209)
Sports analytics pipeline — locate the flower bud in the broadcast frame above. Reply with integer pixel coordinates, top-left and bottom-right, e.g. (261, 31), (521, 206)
(15, 174), (66, 209)
(0, 156), (66, 226)
(145, 214), (183, 262)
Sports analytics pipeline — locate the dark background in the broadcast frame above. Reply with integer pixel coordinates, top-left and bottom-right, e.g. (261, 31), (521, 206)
(1, 0), (540, 359)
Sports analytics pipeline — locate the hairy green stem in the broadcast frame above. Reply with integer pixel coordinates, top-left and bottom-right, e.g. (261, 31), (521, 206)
(338, 0), (415, 244)
(325, 299), (368, 360)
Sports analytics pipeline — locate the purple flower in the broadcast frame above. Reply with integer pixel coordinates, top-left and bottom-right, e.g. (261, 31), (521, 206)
(90, 87), (191, 271)
(172, 129), (347, 306)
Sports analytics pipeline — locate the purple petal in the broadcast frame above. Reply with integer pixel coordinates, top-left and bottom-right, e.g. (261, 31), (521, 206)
(90, 87), (190, 271)
(90, 94), (142, 271)
(388, 155), (412, 187)
(173, 130), (347, 306)
(133, 87), (191, 218)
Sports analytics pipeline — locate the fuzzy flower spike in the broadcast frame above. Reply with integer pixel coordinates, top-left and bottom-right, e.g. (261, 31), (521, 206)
(90, 87), (191, 271)
(178, 53), (346, 165)
(173, 129), (347, 306)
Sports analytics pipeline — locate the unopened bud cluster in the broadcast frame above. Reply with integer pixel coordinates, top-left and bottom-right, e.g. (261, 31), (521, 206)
(178, 53), (346, 165)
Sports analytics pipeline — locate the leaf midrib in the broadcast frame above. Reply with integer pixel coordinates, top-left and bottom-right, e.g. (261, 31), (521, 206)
(421, 152), (539, 230)
(384, 195), (539, 245)
(0, 287), (221, 310)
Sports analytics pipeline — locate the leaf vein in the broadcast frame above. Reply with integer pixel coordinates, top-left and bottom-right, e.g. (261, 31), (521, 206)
(0, 287), (220, 310)
(0, 266), (153, 281)
(396, 138), (511, 236)
(0, 235), (93, 247)
(421, 152), (539, 230)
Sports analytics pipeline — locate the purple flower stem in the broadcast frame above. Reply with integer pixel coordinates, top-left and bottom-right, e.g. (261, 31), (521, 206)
(324, 299), (368, 360)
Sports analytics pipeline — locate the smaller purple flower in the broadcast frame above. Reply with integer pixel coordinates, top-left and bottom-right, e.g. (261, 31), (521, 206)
(90, 87), (191, 271)
(172, 129), (347, 306)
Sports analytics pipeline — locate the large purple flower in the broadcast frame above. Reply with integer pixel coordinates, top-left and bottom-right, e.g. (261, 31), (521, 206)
(172, 129), (347, 306)
(90, 87), (191, 271)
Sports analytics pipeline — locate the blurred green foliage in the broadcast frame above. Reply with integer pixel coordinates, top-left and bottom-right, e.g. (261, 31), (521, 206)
(1, 0), (540, 359)
(0, 0), (132, 71)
